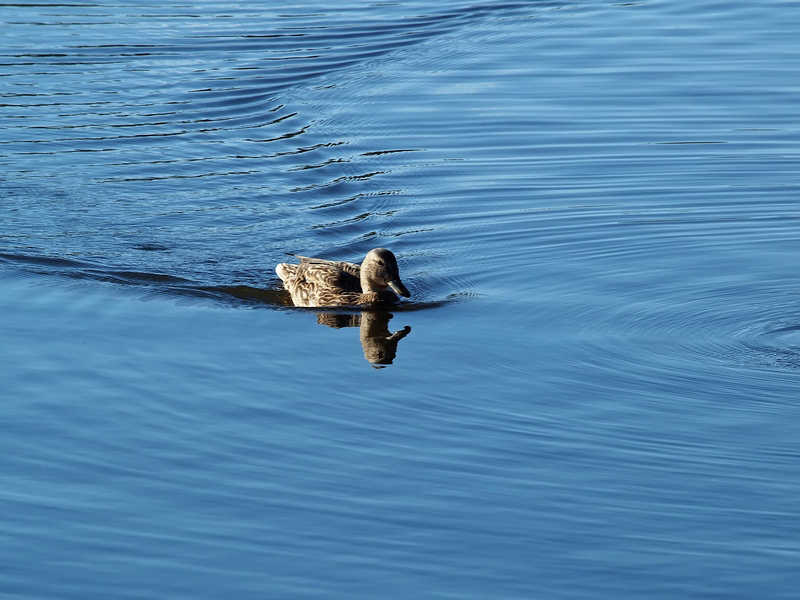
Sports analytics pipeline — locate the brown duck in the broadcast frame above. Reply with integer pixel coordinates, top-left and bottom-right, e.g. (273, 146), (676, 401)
(276, 248), (411, 307)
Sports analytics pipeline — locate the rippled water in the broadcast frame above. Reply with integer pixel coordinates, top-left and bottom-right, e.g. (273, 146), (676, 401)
(2, 1), (800, 598)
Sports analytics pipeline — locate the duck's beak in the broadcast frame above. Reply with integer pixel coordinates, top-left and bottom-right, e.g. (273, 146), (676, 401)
(388, 279), (410, 298)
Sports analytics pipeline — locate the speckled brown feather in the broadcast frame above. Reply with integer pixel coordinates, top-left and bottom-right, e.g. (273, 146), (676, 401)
(277, 258), (362, 307)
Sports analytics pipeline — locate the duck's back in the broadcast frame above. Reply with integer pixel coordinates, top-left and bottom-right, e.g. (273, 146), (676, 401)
(276, 257), (362, 307)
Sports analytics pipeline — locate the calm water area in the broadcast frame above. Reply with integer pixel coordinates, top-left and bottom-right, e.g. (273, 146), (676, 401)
(1, 0), (799, 598)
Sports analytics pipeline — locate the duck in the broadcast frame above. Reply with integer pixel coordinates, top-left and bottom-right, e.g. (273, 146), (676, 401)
(276, 247), (411, 307)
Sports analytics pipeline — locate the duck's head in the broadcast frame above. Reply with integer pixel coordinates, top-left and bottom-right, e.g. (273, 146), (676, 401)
(360, 248), (410, 299)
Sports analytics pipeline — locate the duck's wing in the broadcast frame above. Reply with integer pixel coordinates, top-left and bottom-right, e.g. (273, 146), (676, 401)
(295, 255), (361, 278)
(298, 260), (361, 294)
(277, 258), (361, 307)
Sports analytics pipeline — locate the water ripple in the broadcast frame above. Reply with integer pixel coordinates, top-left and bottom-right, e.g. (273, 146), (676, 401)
(3, 2), (800, 596)
(2, 0), (798, 363)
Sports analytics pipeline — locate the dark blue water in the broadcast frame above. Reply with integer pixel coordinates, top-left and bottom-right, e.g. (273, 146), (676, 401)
(2, 1), (800, 598)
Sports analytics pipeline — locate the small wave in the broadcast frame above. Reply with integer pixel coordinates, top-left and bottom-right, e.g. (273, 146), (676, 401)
(729, 318), (800, 374)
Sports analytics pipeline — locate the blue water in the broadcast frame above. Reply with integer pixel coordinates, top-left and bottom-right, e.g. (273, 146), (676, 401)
(2, 1), (800, 598)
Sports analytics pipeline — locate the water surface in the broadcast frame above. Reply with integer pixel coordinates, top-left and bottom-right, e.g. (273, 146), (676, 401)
(2, 1), (799, 598)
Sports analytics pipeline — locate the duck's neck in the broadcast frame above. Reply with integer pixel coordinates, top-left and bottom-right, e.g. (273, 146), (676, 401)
(360, 273), (383, 294)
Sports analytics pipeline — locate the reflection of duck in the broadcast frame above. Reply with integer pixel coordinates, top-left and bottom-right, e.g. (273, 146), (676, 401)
(359, 311), (411, 368)
(314, 310), (411, 367)
(276, 248), (410, 307)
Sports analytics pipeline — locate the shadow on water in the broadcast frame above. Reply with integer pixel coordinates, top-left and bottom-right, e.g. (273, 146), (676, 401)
(0, 251), (450, 367)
